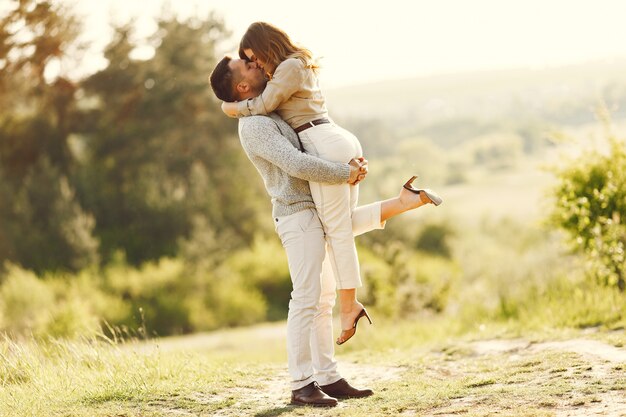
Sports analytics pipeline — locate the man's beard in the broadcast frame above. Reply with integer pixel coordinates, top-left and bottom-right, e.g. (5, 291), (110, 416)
(251, 79), (268, 96)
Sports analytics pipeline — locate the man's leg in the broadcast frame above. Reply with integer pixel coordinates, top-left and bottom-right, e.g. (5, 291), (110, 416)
(275, 209), (327, 391)
(310, 252), (340, 385)
(311, 201), (385, 385)
(310, 248), (374, 399)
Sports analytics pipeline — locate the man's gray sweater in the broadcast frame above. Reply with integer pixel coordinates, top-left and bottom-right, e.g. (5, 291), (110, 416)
(238, 114), (350, 218)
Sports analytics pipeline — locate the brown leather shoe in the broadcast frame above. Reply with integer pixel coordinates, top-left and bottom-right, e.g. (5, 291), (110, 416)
(320, 378), (374, 399)
(291, 382), (338, 407)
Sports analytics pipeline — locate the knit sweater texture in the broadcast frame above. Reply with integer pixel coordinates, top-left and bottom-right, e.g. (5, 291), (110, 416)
(238, 114), (350, 217)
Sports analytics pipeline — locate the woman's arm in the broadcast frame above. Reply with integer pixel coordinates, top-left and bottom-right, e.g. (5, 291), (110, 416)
(222, 101), (239, 117)
(226, 59), (305, 118)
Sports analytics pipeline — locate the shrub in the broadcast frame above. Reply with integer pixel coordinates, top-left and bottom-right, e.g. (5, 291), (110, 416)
(449, 218), (579, 326)
(103, 255), (197, 335)
(221, 235), (290, 320)
(102, 252), (269, 335)
(550, 130), (626, 290)
(415, 222), (455, 258)
(0, 264), (55, 336)
(359, 242), (459, 318)
(0, 263), (104, 338)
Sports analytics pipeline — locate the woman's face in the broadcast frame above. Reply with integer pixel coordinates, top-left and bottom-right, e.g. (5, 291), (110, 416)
(243, 48), (274, 74)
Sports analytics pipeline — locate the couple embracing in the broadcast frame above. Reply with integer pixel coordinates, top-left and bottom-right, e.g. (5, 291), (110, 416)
(209, 21), (442, 407)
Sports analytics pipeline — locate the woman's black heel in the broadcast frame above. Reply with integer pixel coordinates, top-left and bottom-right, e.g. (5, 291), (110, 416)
(403, 175), (443, 206)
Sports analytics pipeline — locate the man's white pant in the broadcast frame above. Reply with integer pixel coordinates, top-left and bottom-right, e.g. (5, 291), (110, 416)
(274, 203), (384, 390)
(299, 123), (364, 289)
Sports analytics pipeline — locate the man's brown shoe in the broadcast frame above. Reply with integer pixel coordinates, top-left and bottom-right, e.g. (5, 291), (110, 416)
(320, 378), (374, 399)
(291, 382), (338, 407)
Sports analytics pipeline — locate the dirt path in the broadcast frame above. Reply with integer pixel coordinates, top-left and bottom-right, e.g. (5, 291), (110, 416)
(216, 335), (626, 416)
(462, 338), (626, 417)
(140, 325), (626, 416)
(533, 339), (626, 417)
(470, 338), (626, 363)
(210, 361), (406, 415)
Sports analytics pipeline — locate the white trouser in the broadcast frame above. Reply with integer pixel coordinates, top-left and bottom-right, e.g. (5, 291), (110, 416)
(298, 123), (364, 289)
(275, 204), (384, 390)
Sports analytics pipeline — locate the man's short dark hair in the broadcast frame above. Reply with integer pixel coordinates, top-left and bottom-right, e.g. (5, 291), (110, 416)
(209, 56), (239, 102)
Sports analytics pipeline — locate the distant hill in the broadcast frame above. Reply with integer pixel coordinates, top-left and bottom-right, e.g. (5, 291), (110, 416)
(324, 57), (626, 127)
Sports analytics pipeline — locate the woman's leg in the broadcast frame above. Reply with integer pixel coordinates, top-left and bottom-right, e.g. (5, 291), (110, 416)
(307, 181), (362, 287)
(338, 179), (365, 338)
(380, 183), (434, 221)
(300, 124), (366, 341)
(351, 182), (437, 236)
(312, 184), (438, 372)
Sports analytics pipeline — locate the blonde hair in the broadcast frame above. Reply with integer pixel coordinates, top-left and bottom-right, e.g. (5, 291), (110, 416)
(238, 22), (319, 75)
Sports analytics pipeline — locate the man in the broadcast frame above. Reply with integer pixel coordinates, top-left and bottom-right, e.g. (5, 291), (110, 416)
(209, 56), (435, 407)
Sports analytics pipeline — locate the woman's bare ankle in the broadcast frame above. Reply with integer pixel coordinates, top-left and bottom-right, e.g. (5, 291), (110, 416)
(340, 300), (363, 314)
(399, 187), (428, 211)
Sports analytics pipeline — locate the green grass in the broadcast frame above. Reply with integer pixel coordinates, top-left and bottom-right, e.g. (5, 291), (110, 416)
(2, 317), (625, 417)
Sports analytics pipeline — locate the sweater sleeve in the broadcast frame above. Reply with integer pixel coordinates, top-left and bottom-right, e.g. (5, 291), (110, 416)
(240, 118), (350, 184)
(236, 59), (304, 117)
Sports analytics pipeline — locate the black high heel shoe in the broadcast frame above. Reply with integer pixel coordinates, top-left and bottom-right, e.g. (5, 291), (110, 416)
(336, 308), (372, 345)
(403, 176), (443, 206)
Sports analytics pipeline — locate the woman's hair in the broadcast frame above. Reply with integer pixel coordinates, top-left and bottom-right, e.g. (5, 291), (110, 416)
(238, 22), (318, 75)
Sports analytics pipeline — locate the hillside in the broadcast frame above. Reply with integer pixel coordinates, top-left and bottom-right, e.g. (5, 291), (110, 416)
(325, 57), (626, 128)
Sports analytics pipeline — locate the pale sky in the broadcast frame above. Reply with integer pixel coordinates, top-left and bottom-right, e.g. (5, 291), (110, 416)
(64, 0), (626, 88)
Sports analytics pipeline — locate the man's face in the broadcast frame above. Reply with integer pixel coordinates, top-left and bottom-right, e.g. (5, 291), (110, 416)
(228, 58), (266, 99)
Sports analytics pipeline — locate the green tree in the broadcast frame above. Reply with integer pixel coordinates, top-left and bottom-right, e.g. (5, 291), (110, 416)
(550, 126), (626, 290)
(0, 0), (98, 272)
(0, 0), (80, 177)
(77, 15), (267, 264)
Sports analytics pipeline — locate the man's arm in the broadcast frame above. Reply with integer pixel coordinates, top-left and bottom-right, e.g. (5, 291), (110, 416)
(240, 117), (351, 184)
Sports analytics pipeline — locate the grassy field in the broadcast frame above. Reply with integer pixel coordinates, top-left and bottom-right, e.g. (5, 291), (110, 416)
(3, 133), (626, 416)
(2, 316), (626, 417)
(2, 120), (625, 416)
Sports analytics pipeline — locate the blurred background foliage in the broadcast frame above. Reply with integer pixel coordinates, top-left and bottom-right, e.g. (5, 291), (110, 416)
(1, 0), (625, 339)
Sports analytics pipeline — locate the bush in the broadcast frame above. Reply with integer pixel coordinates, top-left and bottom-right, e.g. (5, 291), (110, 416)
(0, 263), (103, 338)
(359, 242), (459, 319)
(103, 255), (197, 335)
(102, 252), (270, 335)
(550, 130), (626, 290)
(415, 222), (455, 258)
(0, 253), (272, 339)
(0, 264), (55, 336)
(221, 235), (290, 320)
(449, 218), (579, 326)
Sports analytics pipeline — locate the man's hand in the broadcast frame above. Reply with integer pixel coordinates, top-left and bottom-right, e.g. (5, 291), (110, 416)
(348, 157), (368, 185)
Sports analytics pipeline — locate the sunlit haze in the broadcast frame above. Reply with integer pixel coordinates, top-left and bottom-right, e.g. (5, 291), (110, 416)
(57, 0), (626, 87)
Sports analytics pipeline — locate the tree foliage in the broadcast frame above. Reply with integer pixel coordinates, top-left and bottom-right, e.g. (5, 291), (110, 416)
(77, 15), (265, 264)
(0, 2), (267, 270)
(0, 0), (96, 272)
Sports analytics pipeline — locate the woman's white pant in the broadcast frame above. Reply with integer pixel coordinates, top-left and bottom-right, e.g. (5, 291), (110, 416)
(275, 204), (384, 390)
(298, 123), (363, 289)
